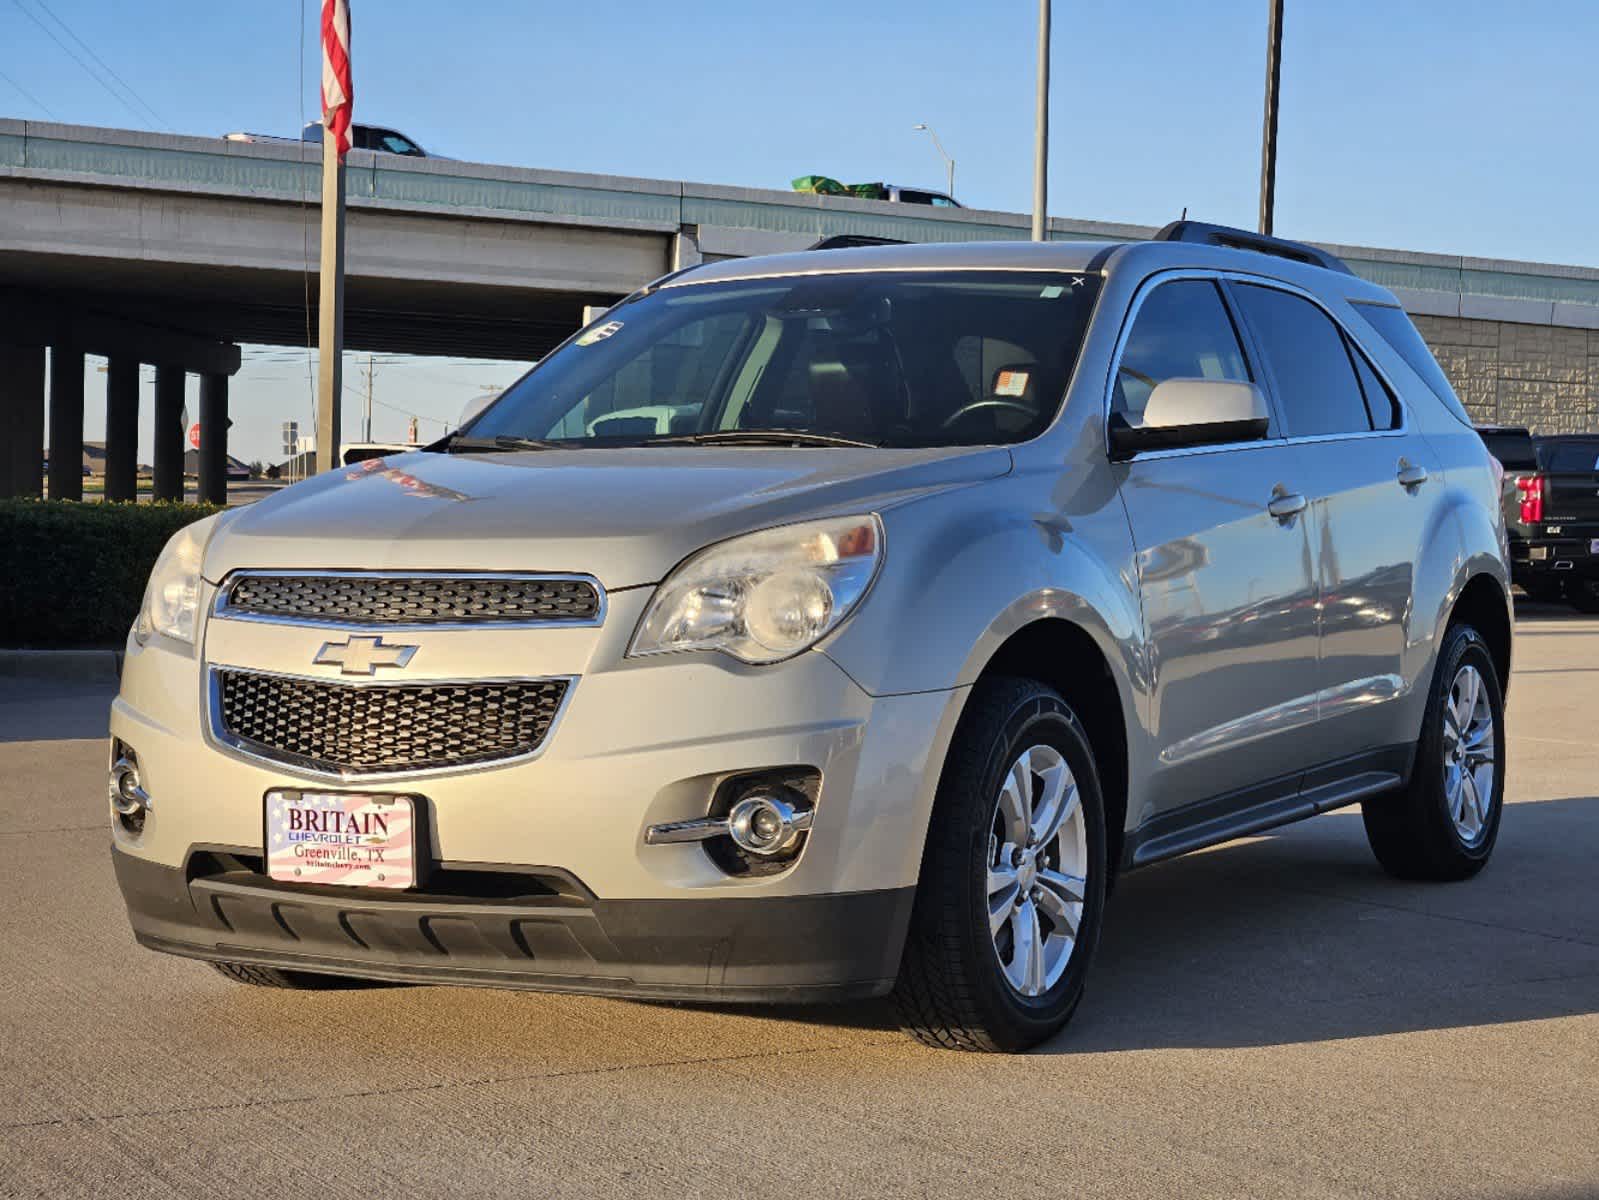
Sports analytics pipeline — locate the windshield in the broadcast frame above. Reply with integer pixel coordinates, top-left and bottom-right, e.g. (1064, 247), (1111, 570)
(464, 270), (1102, 448)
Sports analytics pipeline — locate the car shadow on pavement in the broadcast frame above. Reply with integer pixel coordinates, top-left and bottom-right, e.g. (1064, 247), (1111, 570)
(1040, 794), (1599, 1055)
(697, 795), (1599, 1053)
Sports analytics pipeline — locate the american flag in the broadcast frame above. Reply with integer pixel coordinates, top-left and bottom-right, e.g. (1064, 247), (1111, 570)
(320, 0), (353, 159)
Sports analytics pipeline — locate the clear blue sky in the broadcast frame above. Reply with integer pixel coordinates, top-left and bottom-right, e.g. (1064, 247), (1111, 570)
(6, 0), (1597, 463)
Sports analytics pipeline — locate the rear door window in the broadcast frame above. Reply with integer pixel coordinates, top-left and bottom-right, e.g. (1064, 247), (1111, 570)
(1112, 279), (1254, 425)
(1233, 284), (1371, 438)
(1348, 340), (1401, 431)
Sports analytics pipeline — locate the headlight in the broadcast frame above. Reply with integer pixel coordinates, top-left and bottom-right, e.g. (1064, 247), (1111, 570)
(628, 514), (884, 665)
(134, 517), (217, 645)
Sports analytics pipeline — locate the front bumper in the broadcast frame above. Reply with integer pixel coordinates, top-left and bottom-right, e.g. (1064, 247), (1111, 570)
(110, 588), (968, 996)
(114, 845), (913, 1001)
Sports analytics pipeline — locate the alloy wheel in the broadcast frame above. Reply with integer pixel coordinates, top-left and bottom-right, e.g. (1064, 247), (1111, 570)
(986, 744), (1088, 997)
(1442, 663), (1496, 846)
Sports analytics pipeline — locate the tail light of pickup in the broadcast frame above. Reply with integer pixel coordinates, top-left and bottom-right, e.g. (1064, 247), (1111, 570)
(1515, 474), (1545, 524)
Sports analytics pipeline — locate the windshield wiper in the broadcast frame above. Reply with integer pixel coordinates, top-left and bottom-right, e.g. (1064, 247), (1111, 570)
(637, 429), (882, 449)
(440, 434), (561, 453)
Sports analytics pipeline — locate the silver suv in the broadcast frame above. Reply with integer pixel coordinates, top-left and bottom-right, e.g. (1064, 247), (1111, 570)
(110, 222), (1512, 1051)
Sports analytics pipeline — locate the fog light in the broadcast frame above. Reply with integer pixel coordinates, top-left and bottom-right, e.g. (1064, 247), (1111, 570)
(727, 792), (811, 857)
(109, 757), (149, 818)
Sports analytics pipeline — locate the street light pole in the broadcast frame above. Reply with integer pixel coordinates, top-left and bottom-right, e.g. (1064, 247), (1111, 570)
(1258, 0), (1285, 236)
(1031, 0), (1050, 241)
(912, 123), (955, 199)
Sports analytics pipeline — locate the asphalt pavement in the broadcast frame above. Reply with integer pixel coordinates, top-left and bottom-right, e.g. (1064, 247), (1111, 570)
(1, 607), (1595, 1199)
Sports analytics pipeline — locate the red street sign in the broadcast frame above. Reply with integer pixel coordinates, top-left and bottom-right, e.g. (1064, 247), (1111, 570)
(188, 422), (201, 450)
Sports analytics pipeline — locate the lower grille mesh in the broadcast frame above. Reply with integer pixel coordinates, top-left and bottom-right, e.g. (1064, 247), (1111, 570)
(215, 671), (568, 774)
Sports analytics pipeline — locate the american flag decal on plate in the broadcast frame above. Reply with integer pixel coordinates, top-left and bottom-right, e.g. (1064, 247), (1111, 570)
(266, 791), (415, 889)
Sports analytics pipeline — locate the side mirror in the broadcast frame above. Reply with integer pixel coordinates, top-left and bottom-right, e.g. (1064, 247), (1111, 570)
(1108, 378), (1270, 461)
(457, 392), (497, 431)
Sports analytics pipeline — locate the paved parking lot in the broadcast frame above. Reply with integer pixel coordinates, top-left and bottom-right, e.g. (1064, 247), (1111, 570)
(2, 607), (1595, 1199)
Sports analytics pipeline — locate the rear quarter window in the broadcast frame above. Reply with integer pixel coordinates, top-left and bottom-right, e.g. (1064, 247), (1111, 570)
(1350, 301), (1474, 427)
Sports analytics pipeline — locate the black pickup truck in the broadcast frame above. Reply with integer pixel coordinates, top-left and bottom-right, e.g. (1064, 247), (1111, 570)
(1481, 426), (1599, 612)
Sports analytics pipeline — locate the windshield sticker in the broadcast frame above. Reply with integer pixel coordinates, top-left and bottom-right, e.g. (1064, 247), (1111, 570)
(1040, 285), (1065, 298)
(994, 370), (1030, 397)
(576, 320), (624, 346)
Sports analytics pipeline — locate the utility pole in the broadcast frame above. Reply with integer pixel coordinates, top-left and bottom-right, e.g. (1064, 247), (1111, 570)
(1031, 0), (1050, 241)
(362, 353), (374, 442)
(1258, 0), (1285, 236)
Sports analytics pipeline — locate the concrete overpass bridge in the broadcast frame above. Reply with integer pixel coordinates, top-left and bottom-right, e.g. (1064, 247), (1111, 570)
(5, 118), (1599, 501)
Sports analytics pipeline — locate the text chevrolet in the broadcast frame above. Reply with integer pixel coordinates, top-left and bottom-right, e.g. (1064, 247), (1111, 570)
(111, 223), (1513, 1051)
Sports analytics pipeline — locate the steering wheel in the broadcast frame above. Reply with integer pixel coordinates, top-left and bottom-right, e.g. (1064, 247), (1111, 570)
(940, 398), (1038, 431)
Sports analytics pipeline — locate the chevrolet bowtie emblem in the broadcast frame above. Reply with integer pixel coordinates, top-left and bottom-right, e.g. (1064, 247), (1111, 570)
(313, 636), (418, 676)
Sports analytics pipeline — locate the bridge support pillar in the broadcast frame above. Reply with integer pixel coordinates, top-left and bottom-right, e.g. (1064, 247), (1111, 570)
(48, 345), (85, 502)
(152, 366), (186, 502)
(197, 373), (229, 505)
(104, 356), (140, 502)
(672, 225), (702, 271)
(0, 344), (45, 499)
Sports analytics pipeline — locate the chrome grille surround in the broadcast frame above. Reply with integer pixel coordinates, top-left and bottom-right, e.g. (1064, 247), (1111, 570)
(207, 666), (574, 780)
(213, 571), (605, 630)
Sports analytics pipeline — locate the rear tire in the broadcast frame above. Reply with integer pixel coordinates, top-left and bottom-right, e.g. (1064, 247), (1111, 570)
(893, 677), (1108, 1052)
(209, 961), (375, 989)
(1565, 578), (1599, 614)
(1519, 579), (1565, 605)
(1362, 622), (1505, 880)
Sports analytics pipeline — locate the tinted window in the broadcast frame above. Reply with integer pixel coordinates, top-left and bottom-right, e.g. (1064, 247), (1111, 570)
(1234, 284), (1370, 437)
(1112, 280), (1251, 423)
(1351, 301), (1474, 427)
(1478, 428), (1537, 470)
(1348, 339), (1400, 430)
(469, 271), (1103, 448)
(1537, 438), (1599, 473)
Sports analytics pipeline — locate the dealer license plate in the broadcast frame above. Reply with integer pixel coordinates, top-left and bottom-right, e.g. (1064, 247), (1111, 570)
(266, 791), (416, 889)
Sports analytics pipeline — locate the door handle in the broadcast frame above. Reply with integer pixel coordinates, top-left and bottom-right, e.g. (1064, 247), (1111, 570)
(1267, 487), (1307, 522)
(1397, 458), (1429, 489)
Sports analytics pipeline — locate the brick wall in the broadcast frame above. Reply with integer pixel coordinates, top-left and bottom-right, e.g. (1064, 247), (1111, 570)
(1415, 315), (1599, 434)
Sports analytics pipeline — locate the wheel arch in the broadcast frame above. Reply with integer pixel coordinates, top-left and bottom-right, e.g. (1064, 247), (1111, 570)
(1449, 571), (1513, 697)
(965, 618), (1132, 876)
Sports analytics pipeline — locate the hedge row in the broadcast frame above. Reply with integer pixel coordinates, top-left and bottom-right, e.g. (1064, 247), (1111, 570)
(0, 500), (222, 647)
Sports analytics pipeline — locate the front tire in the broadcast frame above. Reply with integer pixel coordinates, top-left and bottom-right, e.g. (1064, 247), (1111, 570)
(1362, 622), (1505, 880)
(209, 961), (376, 989)
(893, 677), (1108, 1052)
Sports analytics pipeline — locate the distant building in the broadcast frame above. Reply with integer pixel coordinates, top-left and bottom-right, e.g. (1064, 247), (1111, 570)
(183, 449), (252, 480)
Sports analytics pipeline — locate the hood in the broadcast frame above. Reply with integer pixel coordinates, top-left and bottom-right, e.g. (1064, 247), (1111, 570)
(204, 446), (1011, 589)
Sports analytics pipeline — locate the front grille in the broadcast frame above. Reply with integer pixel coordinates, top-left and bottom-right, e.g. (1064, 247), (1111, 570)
(214, 670), (569, 775)
(222, 574), (602, 626)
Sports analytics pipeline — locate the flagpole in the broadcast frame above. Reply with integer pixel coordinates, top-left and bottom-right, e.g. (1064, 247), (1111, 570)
(313, 0), (351, 476)
(314, 138), (345, 475)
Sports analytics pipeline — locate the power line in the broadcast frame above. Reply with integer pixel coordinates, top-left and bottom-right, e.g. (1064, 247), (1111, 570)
(27, 0), (168, 130)
(0, 66), (58, 119)
(9, 0), (152, 129)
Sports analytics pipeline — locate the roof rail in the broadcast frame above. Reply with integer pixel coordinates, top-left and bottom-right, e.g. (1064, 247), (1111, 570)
(807, 234), (908, 251)
(1152, 220), (1352, 276)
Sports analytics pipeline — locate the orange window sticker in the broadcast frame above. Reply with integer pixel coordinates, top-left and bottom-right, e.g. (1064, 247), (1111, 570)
(994, 370), (1030, 397)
